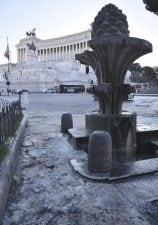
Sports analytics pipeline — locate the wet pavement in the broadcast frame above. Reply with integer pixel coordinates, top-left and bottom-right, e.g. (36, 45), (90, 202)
(2, 93), (158, 225)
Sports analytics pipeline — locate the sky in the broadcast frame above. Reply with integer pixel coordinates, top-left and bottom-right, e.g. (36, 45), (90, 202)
(0, 0), (158, 67)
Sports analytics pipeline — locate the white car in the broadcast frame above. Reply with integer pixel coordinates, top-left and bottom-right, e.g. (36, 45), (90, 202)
(127, 93), (134, 100)
(43, 88), (55, 93)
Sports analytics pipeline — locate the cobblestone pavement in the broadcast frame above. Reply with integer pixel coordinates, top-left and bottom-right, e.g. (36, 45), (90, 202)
(2, 93), (158, 225)
(1, 93), (158, 116)
(29, 93), (158, 117)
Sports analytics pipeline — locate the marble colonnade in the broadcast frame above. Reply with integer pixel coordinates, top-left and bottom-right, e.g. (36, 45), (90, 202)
(16, 30), (91, 65)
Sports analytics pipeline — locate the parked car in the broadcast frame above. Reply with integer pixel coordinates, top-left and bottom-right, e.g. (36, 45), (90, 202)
(127, 92), (135, 100)
(43, 88), (55, 93)
(123, 91), (135, 101)
(16, 89), (29, 94)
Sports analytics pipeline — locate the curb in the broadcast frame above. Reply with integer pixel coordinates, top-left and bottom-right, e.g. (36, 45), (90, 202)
(0, 115), (28, 224)
(135, 94), (158, 97)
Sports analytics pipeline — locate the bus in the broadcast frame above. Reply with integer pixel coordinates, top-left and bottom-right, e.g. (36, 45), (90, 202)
(59, 85), (85, 93)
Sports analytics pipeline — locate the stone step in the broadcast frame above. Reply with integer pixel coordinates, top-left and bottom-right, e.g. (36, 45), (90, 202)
(148, 141), (158, 155)
(68, 126), (158, 157)
(68, 128), (89, 151)
(149, 140), (158, 148)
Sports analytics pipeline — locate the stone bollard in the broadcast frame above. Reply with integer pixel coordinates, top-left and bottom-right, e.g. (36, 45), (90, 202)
(88, 130), (112, 173)
(61, 113), (73, 132)
(20, 90), (29, 109)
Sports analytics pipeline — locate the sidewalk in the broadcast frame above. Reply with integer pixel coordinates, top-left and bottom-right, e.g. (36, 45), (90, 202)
(2, 109), (158, 225)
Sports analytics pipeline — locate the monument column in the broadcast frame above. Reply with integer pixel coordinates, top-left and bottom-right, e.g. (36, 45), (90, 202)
(20, 49), (22, 64)
(69, 45), (71, 60)
(67, 46), (69, 60)
(52, 48), (53, 61)
(18, 49), (20, 64)
(60, 47), (62, 60)
(24, 48), (26, 62)
(53, 48), (55, 61)
(21, 49), (23, 63)
(42, 49), (44, 62)
(57, 47), (59, 61)
(21, 48), (24, 63)
(17, 49), (20, 64)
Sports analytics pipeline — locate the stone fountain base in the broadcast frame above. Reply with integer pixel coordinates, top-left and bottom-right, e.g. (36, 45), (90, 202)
(68, 112), (158, 180)
(70, 157), (158, 181)
(69, 112), (137, 162)
(85, 112), (137, 162)
(68, 122), (158, 159)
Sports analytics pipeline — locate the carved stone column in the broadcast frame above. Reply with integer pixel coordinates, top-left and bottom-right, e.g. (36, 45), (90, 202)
(76, 3), (152, 163)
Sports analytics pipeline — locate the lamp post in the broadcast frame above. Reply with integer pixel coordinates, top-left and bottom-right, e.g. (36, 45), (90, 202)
(4, 71), (11, 95)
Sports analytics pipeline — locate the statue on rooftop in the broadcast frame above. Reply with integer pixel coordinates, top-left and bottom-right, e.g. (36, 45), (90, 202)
(27, 41), (36, 52)
(26, 28), (36, 37)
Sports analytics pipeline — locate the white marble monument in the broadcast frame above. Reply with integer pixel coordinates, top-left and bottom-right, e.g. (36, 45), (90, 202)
(0, 29), (97, 92)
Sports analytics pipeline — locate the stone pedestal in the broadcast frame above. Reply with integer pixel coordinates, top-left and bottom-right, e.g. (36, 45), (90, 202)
(85, 112), (137, 162)
(26, 51), (38, 66)
(20, 91), (29, 109)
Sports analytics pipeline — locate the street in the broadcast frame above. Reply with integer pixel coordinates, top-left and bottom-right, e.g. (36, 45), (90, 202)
(0, 93), (158, 118)
(28, 93), (158, 115)
(28, 93), (158, 130)
(27, 93), (158, 130)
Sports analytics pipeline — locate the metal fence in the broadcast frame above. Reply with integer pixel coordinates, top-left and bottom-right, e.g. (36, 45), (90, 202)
(0, 99), (22, 153)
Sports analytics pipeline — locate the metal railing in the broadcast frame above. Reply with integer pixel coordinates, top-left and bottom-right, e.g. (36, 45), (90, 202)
(0, 99), (22, 153)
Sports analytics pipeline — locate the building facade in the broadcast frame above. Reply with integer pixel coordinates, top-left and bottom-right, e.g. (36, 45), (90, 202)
(16, 30), (91, 64)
